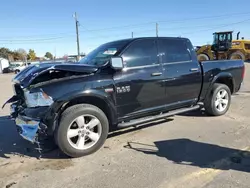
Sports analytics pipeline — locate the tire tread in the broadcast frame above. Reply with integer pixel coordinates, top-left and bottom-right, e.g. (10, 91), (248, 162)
(204, 83), (231, 116)
(56, 104), (109, 158)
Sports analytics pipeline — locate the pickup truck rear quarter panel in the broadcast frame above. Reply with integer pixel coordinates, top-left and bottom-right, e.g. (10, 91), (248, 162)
(200, 60), (244, 101)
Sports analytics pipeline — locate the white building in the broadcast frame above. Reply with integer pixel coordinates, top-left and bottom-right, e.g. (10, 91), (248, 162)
(0, 57), (9, 74)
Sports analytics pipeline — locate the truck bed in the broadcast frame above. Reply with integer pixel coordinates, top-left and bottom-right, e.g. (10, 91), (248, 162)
(199, 59), (244, 101)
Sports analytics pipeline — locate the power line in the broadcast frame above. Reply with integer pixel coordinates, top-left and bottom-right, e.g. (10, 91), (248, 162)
(0, 36), (69, 42)
(180, 18), (250, 35)
(157, 12), (250, 23)
(0, 32), (75, 39)
(159, 21), (248, 31)
(78, 18), (250, 40)
(79, 25), (105, 38)
(1, 11), (250, 41)
(2, 17), (248, 44)
(1, 16), (250, 44)
(78, 12), (250, 33)
(0, 40), (67, 44)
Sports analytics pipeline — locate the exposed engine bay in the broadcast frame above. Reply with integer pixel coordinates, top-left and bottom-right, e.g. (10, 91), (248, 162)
(31, 70), (86, 86)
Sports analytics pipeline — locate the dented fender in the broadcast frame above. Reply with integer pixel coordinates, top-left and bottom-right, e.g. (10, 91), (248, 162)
(44, 88), (118, 134)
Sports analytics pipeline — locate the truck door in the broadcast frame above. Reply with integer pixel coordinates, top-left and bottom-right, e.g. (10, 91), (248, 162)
(113, 39), (165, 119)
(158, 38), (202, 110)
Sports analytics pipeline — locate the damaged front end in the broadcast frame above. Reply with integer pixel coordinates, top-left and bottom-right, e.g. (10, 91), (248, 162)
(8, 86), (54, 143)
(3, 62), (97, 144)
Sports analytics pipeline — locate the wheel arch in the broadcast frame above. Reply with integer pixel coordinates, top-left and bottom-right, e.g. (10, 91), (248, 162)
(210, 73), (235, 94)
(47, 90), (117, 134)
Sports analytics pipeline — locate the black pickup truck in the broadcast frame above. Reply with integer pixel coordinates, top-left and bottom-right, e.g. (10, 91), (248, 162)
(4, 37), (245, 157)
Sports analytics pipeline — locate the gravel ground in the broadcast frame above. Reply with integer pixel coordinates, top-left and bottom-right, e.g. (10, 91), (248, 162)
(0, 63), (250, 188)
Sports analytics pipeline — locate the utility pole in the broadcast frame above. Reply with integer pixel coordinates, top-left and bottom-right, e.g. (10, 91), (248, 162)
(54, 47), (57, 61)
(24, 55), (27, 66)
(156, 23), (158, 37)
(73, 12), (80, 61)
(132, 32), (134, 38)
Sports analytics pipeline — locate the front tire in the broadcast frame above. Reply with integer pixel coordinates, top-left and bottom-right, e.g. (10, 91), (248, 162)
(204, 83), (231, 116)
(56, 104), (109, 158)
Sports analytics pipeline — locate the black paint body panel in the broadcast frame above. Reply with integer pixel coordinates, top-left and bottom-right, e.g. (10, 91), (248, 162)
(11, 37), (244, 133)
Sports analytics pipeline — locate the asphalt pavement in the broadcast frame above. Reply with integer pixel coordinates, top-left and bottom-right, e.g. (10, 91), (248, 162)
(0, 63), (250, 188)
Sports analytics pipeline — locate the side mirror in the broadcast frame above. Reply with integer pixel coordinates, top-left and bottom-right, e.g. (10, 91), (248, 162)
(111, 57), (123, 70)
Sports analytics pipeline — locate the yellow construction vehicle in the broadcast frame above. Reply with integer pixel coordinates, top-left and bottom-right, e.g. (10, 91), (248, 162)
(196, 31), (250, 61)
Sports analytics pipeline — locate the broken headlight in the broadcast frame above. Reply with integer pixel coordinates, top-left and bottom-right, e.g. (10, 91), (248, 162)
(24, 90), (53, 107)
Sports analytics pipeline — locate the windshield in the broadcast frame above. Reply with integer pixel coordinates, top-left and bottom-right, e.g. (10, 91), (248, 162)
(213, 34), (219, 45)
(79, 40), (129, 66)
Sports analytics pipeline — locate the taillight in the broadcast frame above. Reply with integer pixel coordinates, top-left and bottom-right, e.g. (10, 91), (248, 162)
(242, 65), (245, 80)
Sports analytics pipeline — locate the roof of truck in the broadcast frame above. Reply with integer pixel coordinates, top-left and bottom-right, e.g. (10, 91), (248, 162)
(107, 37), (188, 44)
(213, 31), (233, 34)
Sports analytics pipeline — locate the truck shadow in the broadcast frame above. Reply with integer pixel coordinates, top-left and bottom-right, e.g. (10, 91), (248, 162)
(108, 118), (173, 138)
(178, 109), (208, 117)
(0, 115), (173, 159)
(125, 139), (250, 173)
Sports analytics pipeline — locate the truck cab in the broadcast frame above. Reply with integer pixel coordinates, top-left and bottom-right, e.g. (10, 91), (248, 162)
(109, 38), (202, 119)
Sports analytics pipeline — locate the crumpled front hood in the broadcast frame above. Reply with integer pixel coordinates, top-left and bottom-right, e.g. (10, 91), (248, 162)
(13, 62), (98, 88)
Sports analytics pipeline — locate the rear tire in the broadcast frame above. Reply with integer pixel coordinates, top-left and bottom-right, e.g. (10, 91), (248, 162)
(55, 104), (109, 158)
(204, 83), (231, 116)
(229, 51), (245, 61)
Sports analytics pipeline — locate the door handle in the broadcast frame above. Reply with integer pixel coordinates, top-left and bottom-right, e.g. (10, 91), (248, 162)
(190, 68), (199, 72)
(151, 72), (162, 76)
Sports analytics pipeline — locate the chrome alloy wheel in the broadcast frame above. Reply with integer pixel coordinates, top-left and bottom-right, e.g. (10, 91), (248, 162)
(67, 114), (102, 150)
(215, 89), (229, 112)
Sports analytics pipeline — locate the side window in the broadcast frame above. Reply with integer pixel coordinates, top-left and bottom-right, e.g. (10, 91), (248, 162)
(159, 39), (191, 63)
(245, 43), (250, 50)
(122, 39), (158, 67)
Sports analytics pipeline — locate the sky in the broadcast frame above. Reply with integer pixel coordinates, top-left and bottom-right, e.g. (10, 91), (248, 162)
(0, 0), (250, 57)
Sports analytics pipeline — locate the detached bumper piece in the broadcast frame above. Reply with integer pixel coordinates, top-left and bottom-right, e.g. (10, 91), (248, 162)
(9, 103), (50, 143)
(15, 117), (40, 143)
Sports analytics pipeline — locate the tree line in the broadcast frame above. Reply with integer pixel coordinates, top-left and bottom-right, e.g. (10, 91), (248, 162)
(0, 47), (53, 61)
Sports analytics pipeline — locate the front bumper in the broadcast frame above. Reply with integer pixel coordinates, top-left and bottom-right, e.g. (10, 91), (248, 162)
(15, 116), (40, 143)
(10, 104), (49, 143)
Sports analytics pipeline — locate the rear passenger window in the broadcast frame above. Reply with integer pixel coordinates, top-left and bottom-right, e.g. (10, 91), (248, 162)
(122, 39), (158, 67)
(159, 39), (191, 63)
